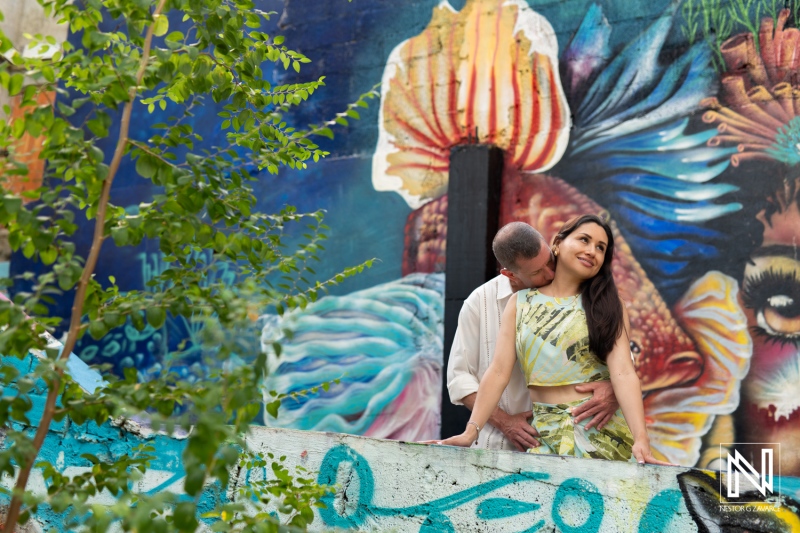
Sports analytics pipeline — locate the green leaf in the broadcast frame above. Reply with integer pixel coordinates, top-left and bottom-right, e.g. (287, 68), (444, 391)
(184, 469), (205, 498)
(57, 101), (75, 117)
(40, 247), (57, 265)
(135, 155), (157, 179)
(12, 118), (24, 138)
(131, 311), (146, 331)
(8, 74), (23, 96)
(2, 196), (21, 215)
(103, 312), (121, 328)
(172, 502), (199, 530)
(214, 231), (226, 250)
(88, 320), (108, 340)
(145, 306), (166, 329)
(266, 400), (281, 418)
(111, 226), (129, 246)
(153, 14), (169, 37)
(22, 240), (35, 259)
(41, 66), (55, 83)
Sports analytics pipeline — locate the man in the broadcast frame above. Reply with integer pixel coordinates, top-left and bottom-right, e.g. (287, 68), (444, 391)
(446, 222), (619, 451)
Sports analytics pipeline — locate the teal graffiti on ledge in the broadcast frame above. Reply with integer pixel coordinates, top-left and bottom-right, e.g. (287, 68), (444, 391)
(317, 444), (546, 532)
(316, 445), (686, 532)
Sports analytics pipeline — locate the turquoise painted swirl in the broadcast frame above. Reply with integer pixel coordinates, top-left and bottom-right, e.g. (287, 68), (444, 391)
(260, 273), (444, 439)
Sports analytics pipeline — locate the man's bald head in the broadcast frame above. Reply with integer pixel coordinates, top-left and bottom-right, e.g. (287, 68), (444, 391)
(492, 222), (545, 271)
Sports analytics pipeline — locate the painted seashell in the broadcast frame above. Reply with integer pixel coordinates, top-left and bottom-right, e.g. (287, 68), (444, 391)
(372, 0), (571, 208)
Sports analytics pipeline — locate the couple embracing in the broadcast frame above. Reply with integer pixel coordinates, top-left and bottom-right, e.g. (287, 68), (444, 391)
(434, 215), (672, 466)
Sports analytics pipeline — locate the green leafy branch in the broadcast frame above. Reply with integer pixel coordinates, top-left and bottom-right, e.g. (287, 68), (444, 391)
(0, 0), (377, 531)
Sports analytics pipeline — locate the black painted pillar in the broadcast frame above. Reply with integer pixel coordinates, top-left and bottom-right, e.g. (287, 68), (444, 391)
(441, 144), (504, 439)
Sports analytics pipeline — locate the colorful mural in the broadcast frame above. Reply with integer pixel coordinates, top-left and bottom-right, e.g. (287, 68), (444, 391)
(260, 273), (444, 440)
(360, 0), (800, 472)
(7, 0), (800, 474)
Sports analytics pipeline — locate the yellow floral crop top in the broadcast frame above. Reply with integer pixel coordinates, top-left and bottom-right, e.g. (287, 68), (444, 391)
(515, 288), (610, 386)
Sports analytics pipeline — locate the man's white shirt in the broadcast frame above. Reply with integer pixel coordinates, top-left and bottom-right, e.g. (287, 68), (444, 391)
(446, 275), (532, 450)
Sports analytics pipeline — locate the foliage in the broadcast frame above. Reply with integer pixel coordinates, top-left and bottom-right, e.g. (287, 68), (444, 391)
(0, 0), (377, 530)
(679, 0), (800, 70)
(681, 0), (734, 70)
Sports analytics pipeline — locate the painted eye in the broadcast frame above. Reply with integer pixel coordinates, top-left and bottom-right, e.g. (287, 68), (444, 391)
(742, 266), (800, 344)
(760, 295), (800, 338)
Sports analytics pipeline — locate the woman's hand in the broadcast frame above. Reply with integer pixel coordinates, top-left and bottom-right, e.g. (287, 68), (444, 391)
(421, 429), (476, 447)
(631, 439), (677, 466)
(421, 433), (474, 447)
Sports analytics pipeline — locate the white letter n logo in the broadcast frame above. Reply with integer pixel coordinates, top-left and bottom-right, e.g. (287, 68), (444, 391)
(727, 449), (774, 498)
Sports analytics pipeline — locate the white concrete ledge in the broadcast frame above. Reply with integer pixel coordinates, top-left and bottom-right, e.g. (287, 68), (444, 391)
(244, 427), (799, 532)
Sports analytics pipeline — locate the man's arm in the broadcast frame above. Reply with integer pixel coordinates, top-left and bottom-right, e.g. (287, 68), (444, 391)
(446, 296), (482, 406)
(447, 293), (539, 451)
(460, 392), (538, 451)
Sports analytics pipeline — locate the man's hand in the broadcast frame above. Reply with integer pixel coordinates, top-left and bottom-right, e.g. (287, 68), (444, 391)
(496, 410), (539, 451)
(572, 381), (619, 430)
(460, 393), (539, 451)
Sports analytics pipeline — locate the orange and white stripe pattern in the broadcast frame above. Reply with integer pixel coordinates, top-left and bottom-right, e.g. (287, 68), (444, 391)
(372, 0), (571, 208)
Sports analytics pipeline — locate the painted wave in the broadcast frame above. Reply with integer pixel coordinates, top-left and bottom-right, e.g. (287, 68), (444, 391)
(260, 273), (444, 441)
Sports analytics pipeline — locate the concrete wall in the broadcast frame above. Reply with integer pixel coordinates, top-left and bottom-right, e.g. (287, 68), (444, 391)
(0, 0), (67, 119)
(2, 0), (800, 482)
(247, 427), (800, 532)
(0, 0), (66, 52)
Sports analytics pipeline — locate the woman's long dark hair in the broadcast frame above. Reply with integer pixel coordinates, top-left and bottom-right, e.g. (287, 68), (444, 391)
(552, 214), (623, 362)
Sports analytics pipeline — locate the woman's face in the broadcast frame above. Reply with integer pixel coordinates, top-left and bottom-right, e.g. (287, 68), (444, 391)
(738, 178), (800, 472)
(555, 222), (608, 280)
(741, 186), (800, 394)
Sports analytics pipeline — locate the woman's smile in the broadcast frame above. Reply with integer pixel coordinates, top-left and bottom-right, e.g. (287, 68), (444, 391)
(555, 223), (607, 278)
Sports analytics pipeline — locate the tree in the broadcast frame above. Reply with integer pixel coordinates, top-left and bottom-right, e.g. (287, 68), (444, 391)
(0, 0), (377, 530)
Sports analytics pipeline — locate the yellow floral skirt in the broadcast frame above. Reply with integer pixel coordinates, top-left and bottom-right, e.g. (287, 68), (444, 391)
(526, 397), (634, 462)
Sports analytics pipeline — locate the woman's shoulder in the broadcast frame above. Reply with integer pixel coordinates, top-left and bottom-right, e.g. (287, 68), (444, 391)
(515, 287), (547, 308)
(516, 287), (538, 300)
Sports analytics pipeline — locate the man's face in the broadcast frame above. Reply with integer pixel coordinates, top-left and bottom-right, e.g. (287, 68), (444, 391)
(502, 242), (555, 291)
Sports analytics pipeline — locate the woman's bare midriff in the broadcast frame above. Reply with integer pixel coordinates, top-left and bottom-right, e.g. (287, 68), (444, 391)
(528, 381), (609, 405)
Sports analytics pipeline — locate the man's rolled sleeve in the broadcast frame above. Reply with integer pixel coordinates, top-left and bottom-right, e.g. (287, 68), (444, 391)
(446, 296), (481, 406)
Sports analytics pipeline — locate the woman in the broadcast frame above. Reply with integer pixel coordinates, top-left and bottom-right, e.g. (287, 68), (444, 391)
(437, 214), (670, 465)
